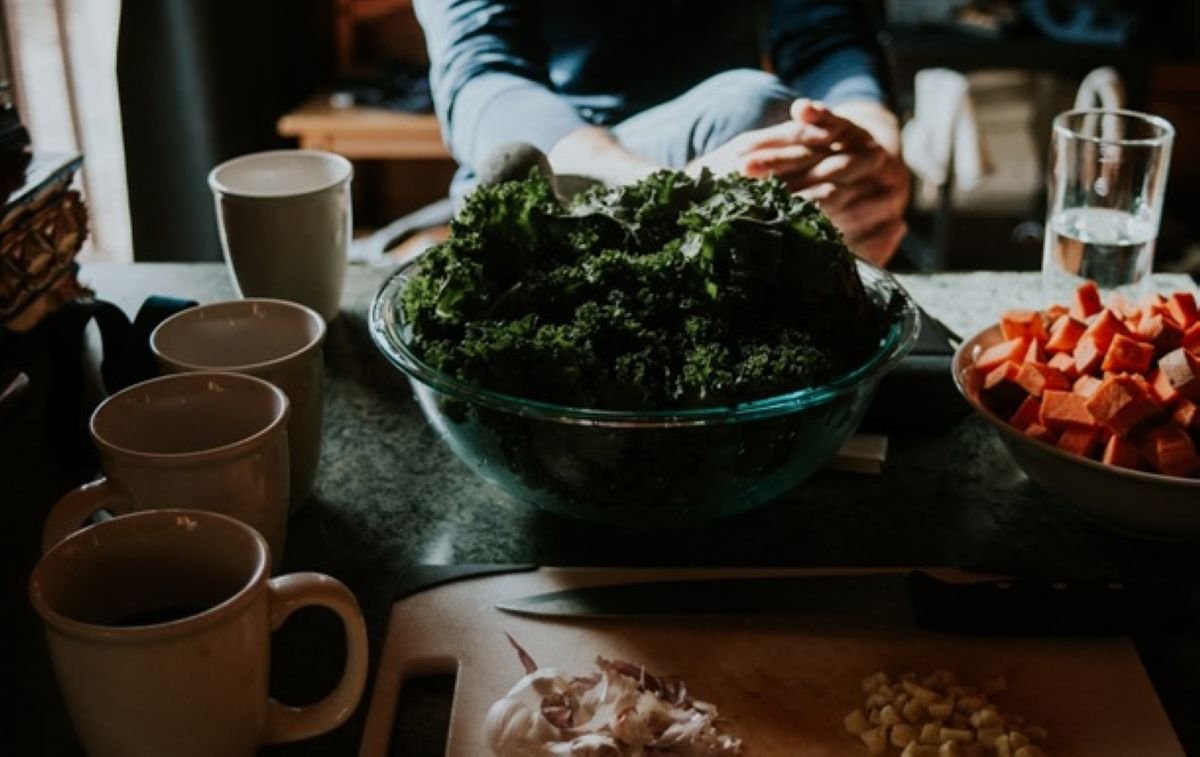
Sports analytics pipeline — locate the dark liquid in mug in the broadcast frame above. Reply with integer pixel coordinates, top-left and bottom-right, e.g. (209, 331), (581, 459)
(107, 605), (209, 627)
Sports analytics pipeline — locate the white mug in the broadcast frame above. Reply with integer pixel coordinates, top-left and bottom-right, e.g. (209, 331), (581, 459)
(42, 372), (291, 560)
(30, 509), (368, 757)
(209, 149), (353, 321)
(151, 298), (326, 509)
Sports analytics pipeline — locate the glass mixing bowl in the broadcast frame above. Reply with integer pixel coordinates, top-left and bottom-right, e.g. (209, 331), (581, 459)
(370, 256), (919, 524)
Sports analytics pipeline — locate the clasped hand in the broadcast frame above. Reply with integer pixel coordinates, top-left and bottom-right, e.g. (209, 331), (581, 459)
(689, 99), (909, 266)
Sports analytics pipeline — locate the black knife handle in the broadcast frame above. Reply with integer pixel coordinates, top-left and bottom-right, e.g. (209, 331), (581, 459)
(908, 572), (1194, 636)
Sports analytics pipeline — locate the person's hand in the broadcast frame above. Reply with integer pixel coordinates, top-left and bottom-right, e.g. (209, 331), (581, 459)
(685, 120), (825, 182)
(784, 99), (909, 266)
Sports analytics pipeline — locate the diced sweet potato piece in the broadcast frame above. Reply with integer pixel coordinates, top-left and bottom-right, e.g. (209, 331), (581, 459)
(1023, 338), (1045, 364)
(1136, 314), (1185, 357)
(1109, 293), (1140, 320)
(1046, 316), (1087, 354)
(1024, 423), (1059, 444)
(1074, 336), (1104, 375)
(1057, 426), (1102, 458)
(1184, 323), (1200, 355)
(1016, 362), (1070, 398)
(975, 337), (1028, 373)
(1047, 351), (1078, 379)
(984, 361), (1021, 391)
(1102, 334), (1155, 374)
(1150, 368), (1181, 406)
(1139, 292), (1167, 310)
(1044, 304), (1068, 323)
(1001, 309), (1049, 342)
(1158, 348), (1200, 401)
(1071, 281), (1103, 321)
(1166, 292), (1198, 329)
(1102, 435), (1142, 470)
(1040, 389), (1097, 430)
(1009, 396), (1042, 431)
(1173, 399), (1200, 432)
(1140, 425), (1199, 477)
(1085, 376), (1160, 436)
(1074, 375), (1103, 398)
(981, 361), (1026, 415)
(1082, 309), (1130, 352)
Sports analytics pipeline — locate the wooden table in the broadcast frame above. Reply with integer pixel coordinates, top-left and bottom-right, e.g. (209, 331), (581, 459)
(277, 92), (449, 159)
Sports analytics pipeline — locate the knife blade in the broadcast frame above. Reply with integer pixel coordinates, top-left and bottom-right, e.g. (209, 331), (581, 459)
(496, 571), (1193, 636)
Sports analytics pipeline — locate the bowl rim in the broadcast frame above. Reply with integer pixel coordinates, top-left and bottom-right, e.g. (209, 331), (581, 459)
(370, 252), (920, 427)
(952, 322), (1200, 489)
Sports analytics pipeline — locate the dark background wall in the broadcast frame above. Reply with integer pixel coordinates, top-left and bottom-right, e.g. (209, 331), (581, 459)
(118, 0), (334, 262)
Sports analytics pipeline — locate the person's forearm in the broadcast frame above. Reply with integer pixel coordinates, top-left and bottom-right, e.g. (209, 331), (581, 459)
(547, 126), (661, 186)
(831, 99), (900, 155)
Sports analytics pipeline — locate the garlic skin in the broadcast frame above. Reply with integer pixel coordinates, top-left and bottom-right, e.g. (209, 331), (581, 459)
(484, 651), (741, 757)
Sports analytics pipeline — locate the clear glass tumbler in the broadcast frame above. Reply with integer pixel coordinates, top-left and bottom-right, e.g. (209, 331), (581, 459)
(1043, 109), (1174, 298)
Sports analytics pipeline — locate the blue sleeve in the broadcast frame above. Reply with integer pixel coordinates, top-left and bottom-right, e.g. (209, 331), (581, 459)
(414, 0), (587, 172)
(768, 0), (892, 107)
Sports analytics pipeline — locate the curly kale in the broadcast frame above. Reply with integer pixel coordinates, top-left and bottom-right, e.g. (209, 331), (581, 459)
(401, 169), (890, 410)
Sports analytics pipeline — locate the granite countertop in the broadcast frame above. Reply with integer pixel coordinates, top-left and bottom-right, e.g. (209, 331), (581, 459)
(9, 263), (1200, 755)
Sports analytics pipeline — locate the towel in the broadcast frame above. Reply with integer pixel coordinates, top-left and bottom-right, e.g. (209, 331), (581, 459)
(1074, 66), (1125, 111)
(902, 68), (992, 192)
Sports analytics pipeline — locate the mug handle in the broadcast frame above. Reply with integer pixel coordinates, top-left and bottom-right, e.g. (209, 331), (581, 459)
(262, 572), (369, 744)
(41, 478), (133, 554)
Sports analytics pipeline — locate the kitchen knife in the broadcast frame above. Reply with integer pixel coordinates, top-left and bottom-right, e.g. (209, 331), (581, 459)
(496, 570), (1193, 636)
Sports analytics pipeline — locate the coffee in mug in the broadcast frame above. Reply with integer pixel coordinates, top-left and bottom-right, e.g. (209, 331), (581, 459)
(30, 509), (368, 757)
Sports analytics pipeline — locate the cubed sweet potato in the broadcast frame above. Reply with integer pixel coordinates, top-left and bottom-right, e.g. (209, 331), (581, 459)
(1001, 309), (1049, 342)
(1102, 435), (1141, 470)
(1084, 376), (1160, 436)
(1082, 309), (1130, 352)
(1140, 425), (1199, 477)
(1073, 375), (1103, 398)
(1023, 338), (1045, 364)
(1166, 292), (1198, 329)
(1102, 334), (1155, 374)
(1016, 362), (1070, 398)
(1109, 292), (1140, 320)
(1046, 316), (1087, 354)
(1024, 423), (1059, 444)
(1044, 304), (1068, 323)
(1173, 399), (1199, 432)
(1184, 323), (1200, 355)
(1040, 389), (1097, 430)
(975, 337), (1028, 373)
(1074, 336), (1104, 376)
(1136, 314), (1185, 357)
(1150, 368), (1181, 406)
(1057, 426), (1102, 458)
(1047, 351), (1078, 379)
(1071, 281), (1103, 321)
(1158, 348), (1200, 401)
(1009, 396), (1042, 431)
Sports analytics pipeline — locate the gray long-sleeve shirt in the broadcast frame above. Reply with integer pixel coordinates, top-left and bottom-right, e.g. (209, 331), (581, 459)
(414, 0), (890, 175)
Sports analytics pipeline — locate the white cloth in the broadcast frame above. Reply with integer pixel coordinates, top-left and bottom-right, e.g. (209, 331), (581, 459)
(1074, 66), (1125, 111)
(901, 68), (992, 191)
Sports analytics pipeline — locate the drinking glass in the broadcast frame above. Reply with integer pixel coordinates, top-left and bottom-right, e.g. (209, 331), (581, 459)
(1043, 109), (1174, 298)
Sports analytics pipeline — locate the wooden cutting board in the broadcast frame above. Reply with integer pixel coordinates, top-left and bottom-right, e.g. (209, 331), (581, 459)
(359, 567), (1183, 757)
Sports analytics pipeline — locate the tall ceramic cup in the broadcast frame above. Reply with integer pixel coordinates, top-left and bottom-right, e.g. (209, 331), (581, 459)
(151, 299), (325, 509)
(30, 509), (368, 757)
(41, 372), (290, 560)
(209, 149), (352, 321)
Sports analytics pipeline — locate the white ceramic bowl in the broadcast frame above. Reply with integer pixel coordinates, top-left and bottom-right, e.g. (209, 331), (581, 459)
(953, 324), (1200, 540)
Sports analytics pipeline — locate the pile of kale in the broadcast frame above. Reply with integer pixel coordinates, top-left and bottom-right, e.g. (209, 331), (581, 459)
(401, 170), (891, 411)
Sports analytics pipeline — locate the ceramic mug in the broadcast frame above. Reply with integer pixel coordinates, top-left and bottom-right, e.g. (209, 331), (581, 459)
(151, 299), (325, 509)
(30, 508), (368, 757)
(209, 149), (353, 322)
(41, 372), (290, 560)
